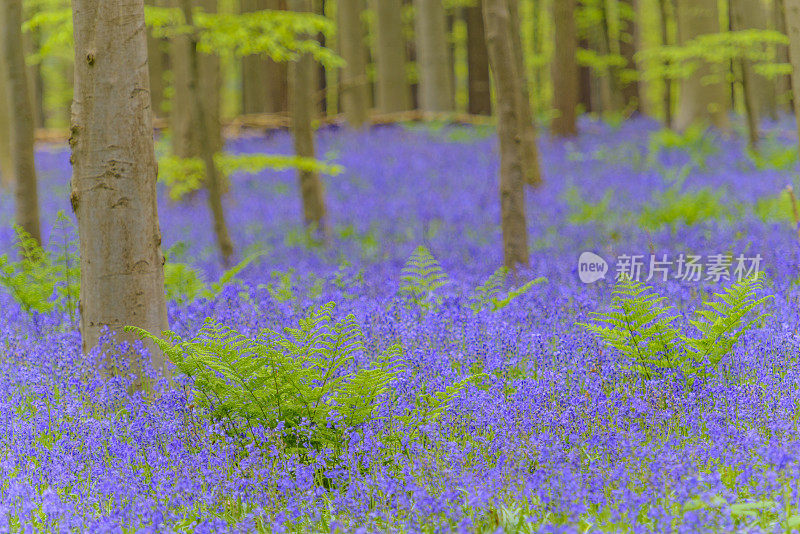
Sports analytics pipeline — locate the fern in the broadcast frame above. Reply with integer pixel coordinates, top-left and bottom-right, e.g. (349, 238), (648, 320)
(581, 274), (772, 385)
(399, 246), (448, 310)
(163, 252), (263, 304)
(470, 267), (547, 312)
(126, 302), (402, 460)
(0, 217), (79, 318)
(684, 274), (772, 377)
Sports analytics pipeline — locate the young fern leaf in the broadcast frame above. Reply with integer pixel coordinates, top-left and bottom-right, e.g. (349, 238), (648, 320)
(683, 273), (773, 374)
(491, 276), (548, 311)
(580, 275), (682, 379)
(399, 246), (449, 310)
(470, 267), (508, 312)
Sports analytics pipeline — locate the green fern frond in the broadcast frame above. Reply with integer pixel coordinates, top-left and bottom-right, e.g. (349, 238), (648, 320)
(491, 276), (548, 311)
(470, 267), (508, 312)
(683, 273), (772, 373)
(399, 246), (449, 310)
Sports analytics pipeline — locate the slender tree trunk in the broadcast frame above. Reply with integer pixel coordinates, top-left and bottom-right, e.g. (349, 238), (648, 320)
(0, 52), (13, 189)
(552, 0), (579, 136)
(289, 0), (327, 232)
(578, 36), (593, 113)
(593, 1), (617, 113)
(170, 0), (222, 157)
(465, 0), (492, 115)
(338, 0), (370, 127)
(675, 0), (730, 131)
(507, 0), (541, 186)
(483, 0), (529, 269)
(372, 0), (411, 112)
(659, 0), (673, 127)
(22, 24), (44, 129)
(2, 0), (42, 243)
(776, 0), (793, 113)
(415, 0), (454, 112)
(619, 0), (641, 112)
(730, 0), (760, 148)
(146, 0), (167, 119)
(180, 0), (234, 266)
(241, 0), (287, 114)
(784, 0), (800, 148)
(70, 0), (170, 375)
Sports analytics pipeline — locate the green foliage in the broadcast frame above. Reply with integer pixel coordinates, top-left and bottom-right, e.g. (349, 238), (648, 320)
(564, 187), (615, 225)
(746, 137), (798, 171)
(158, 153), (344, 201)
(639, 188), (729, 231)
(0, 216), (79, 319)
(163, 252), (263, 304)
(753, 190), (795, 223)
(469, 267), (547, 312)
(581, 274), (772, 385)
(638, 29), (789, 83)
(399, 246), (449, 310)
(647, 123), (718, 169)
(127, 302), (402, 459)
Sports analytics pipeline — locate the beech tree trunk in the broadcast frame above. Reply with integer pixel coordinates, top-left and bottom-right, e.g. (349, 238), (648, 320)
(338, 0), (370, 127)
(415, 0), (454, 112)
(242, 0), (288, 114)
(0, 52), (12, 189)
(507, 0), (541, 186)
(675, 0), (730, 131)
(180, 0), (234, 266)
(146, 0), (167, 119)
(619, 0), (641, 112)
(552, 0), (579, 136)
(372, 0), (411, 113)
(483, 0), (529, 269)
(70, 0), (169, 374)
(732, 0), (774, 119)
(466, 1), (491, 115)
(785, 0), (800, 148)
(775, 0), (793, 112)
(730, 0), (760, 148)
(2, 0), (42, 243)
(170, 0), (222, 157)
(659, 0), (673, 127)
(289, 0), (328, 231)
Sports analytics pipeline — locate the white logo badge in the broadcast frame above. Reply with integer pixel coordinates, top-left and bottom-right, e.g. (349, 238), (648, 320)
(578, 252), (607, 284)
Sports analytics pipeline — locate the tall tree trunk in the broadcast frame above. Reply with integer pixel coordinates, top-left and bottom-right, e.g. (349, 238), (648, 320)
(552, 0), (579, 136)
(372, 0), (411, 112)
(180, 0), (234, 266)
(730, 0), (760, 147)
(592, 0), (617, 113)
(415, 0), (454, 112)
(338, 0), (370, 127)
(619, 0), (641, 112)
(2, 0), (42, 243)
(289, 0), (327, 231)
(241, 0), (288, 114)
(483, 0), (529, 269)
(674, 0), (730, 131)
(507, 0), (541, 186)
(785, 0), (800, 148)
(0, 51), (13, 189)
(146, 0), (167, 119)
(578, 36), (593, 113)
(70, 0), (169, 375)
(776, 0), (793, 112)
(170, 0), (222, 157)
(659, 0), (673, 127)
(22, 23), (45, 129)
(465, 0), (491, 115)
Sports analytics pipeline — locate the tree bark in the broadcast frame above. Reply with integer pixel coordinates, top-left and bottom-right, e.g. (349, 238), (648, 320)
(776, 0), (793, 112)
(70, 0), (169, 375)
(674, 0), (730, 131)
(659, 0), (673, 127)
(146, 0), (167, 119)
(170, 0), (222, 157)
(0, 46), (13, 189)
(338, 0), (370, 127)
(552, 0), (579, 136)
(730, 0), (760, 148)
(619, 0), (641, 112)
(2, 0), (42, 243)
(241, 0), (288, 114)
(180, 0), (234, 266)
(465, 1), (491, 115)
(507, 0), (541, 186)
(289, 0), (328, 232)
(372, 0), (411, 113)
(415, 0), (454, 112)
(483, 0), (529, 269)
(785, 0), (800, 149)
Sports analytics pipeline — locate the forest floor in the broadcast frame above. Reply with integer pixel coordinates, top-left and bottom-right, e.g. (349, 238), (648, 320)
(1, 116), (800, 532)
